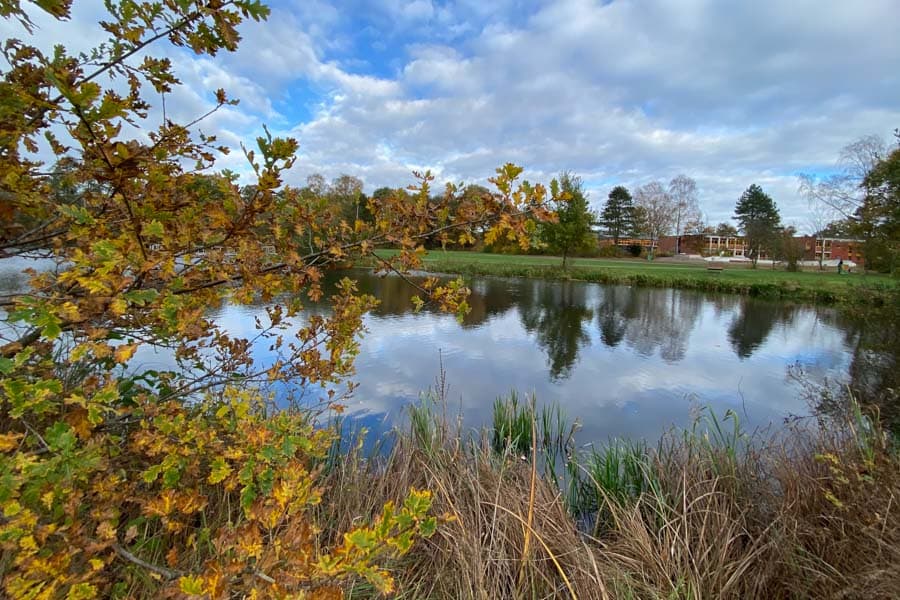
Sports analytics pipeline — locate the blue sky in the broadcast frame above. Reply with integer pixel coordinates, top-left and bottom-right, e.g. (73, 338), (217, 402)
(3, 0), (899, 229)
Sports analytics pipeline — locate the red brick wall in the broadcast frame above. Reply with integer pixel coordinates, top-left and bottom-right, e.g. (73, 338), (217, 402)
(829, 240), (865, 266)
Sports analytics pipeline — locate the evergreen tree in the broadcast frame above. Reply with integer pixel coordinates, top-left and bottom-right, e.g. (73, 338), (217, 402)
(600, 185), (635, 246)
(734, 184), (781, 266)
(540, 172), (596, 267)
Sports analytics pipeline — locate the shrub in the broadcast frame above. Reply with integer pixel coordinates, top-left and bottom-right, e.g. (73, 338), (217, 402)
(597, 244), (624, 258)
(0, 2), (563, 596)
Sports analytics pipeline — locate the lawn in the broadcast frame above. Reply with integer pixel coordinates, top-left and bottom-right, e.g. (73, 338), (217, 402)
(373, 249), (898, 305)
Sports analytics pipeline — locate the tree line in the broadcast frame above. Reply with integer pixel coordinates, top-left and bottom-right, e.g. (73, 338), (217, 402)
(528, 131), (899, 272)
(295, 140), (899, 273)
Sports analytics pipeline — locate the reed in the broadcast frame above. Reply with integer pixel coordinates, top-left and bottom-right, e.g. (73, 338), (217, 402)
(316, 390), (900, 598)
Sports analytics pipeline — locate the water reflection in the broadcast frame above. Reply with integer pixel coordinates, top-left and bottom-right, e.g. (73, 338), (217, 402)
(728, 301), (795, 359)
(1, 258), (885, 444)
(323, 271), (863, 442)
(811, 302), (900, 433)
(619, 288), (701, 363)
(519, 281), (593, 380)
(596, 286), (629, 348)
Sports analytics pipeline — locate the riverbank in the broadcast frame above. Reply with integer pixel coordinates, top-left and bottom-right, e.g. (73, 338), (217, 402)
(374, 249), (899, 305)
(319, 392), (900, 599)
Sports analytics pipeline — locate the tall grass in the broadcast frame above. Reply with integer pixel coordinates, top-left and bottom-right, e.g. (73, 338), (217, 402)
(317, 390), (900, 599)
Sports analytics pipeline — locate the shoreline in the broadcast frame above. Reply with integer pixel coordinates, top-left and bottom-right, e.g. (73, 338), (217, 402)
(372, 250), (899, 306)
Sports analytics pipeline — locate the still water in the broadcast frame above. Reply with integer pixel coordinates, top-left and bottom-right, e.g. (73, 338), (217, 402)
(210, 270), (859, 445)
(0, 260), (873, 445)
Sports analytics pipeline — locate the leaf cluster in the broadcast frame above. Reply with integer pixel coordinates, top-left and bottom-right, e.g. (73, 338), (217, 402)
(0, 1), (561, 597)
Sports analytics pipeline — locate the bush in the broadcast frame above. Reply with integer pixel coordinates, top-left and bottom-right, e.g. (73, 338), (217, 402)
(597, 244), (624, 258)
(626, 244), (644, 257)
(0, 3), (565, 597)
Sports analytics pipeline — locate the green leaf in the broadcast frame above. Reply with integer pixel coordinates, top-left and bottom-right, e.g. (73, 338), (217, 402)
(162, 464), (182, 487)
(144, 220), (164, 239)
(0, 357), (13, 375)
(419, 516), (437, 538)
(143, 464), (163, 484)
(123, 289), (159, 306)
(207, 457), (231, 484)
(35, 308), (62, 339)
(240, 484), (257, 512)
(57, 204), (96, 225)
(44, 422), (76, 453)
(346, 528), (376, 550)
(91, 240), (117, 260)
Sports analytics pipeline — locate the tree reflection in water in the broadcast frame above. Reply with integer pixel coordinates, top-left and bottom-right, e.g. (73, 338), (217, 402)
(595, 286), (702, 363)
(518, 280), (594, 380)
(728, 300), (795, 359)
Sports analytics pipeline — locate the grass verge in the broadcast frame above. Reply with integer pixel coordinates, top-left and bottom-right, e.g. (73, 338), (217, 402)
(374, 249), (899, 305)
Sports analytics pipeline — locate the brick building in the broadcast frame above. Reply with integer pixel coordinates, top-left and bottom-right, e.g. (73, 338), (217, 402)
(597, 236), (658, 251)
(652, 234), (866, 266)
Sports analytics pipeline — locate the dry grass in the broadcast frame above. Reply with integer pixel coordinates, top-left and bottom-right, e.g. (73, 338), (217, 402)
(317, 393), (900, 599)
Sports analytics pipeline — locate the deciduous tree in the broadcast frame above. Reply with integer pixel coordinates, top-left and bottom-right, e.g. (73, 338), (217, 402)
(539, 172), (596, 267)
(715, 222), (739, 237)
(860, 142), (900, 273)
(634, 181), (674, 260)
(668, 174), (700, 253)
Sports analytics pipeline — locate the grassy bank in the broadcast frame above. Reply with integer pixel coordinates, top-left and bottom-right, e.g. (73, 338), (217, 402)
(319, 392), (900, 599)
(375, 249), (899, 305)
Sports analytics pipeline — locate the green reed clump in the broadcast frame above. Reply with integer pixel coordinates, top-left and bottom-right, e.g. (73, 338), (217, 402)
(491, 390), (533, 457)
(490, 391), (576, 478)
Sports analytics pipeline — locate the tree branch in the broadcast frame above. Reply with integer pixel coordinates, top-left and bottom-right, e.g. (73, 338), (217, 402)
(113, 543), (182, 581)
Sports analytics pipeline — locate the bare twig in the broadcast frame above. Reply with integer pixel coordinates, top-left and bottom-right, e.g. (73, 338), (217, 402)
(113, 543), (182, 581)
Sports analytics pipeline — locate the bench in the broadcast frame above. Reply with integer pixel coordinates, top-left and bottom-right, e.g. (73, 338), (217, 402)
(706, 264), (724, 272)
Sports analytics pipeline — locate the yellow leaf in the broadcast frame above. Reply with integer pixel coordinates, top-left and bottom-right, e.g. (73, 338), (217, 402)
(110, 298), (128, 315)
(0, 432), (23, 452)
(66, 583), (98, 600)
(19, 535), (38, 553)
(96, 520), (117, 540)
(178, 575), (205, 596)
(114, 343), (138, 364)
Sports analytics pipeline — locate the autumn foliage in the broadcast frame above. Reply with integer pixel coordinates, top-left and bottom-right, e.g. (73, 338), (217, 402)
(0, 1), (558, 597)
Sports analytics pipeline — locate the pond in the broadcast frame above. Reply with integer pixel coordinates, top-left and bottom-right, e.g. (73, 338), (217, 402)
(3, 260), (892, 445)
(201, 270), (875, 445)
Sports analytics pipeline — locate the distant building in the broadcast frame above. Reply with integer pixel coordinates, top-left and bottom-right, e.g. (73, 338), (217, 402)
(597, 235), (658, 250)
(658, 235), (747, 257)
(651, 234), (866, 267)
(810, 237), (865, 265)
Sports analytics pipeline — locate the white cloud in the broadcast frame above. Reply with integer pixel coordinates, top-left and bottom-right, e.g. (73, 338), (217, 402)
(3, 0), (898, 225)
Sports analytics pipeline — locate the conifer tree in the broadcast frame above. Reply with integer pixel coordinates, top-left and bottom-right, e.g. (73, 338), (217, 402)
(600, 185), (635, 247)
(734, 184), (782, 265)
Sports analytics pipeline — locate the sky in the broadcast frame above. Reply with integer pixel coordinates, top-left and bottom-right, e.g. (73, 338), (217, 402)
(3, 0), (899, 229)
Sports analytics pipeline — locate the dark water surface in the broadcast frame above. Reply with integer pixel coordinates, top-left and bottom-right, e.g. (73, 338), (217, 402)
(3, 259), (889, 445)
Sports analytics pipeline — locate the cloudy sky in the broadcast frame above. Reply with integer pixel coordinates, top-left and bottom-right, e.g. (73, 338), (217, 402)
(5, 0), (900, 228)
